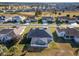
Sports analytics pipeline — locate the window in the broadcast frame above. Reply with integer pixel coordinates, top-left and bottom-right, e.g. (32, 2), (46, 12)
(70, 36), (74, 39)
(2, 37), (5, 42)
(66, 36), (69, 38)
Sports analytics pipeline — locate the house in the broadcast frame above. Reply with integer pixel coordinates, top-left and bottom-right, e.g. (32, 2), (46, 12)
(0, 15), (5, 23)
(24, 16), (37, 24)
(12, 16), (22, 23)
(58, 16), (76, 23)
(24, 19), (31, 25)
(42, 17), (54, 24)
(56, 27), (79, 43)
(57, 16), (68, 22)
(68, 18), (76, 24)
(23, 8), (35, 12)
(75, 16), (79, 23)
(27, 16), (37, 22)
(27, 28), (53, 48)
(5, 16), (13, 22)
(0, 29), (17, 43)
(56, 27), (65, 37)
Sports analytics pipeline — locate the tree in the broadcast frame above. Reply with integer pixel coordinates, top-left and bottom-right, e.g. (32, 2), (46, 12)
(35, 10), (42, 17)
(38, 19), (42, 24)
(73, 15), (76, 17)
(66, 14), (70, 17)
(54, 11), (57, 15)
(58, 12), (61, 15)
(19, 20), (23, 24)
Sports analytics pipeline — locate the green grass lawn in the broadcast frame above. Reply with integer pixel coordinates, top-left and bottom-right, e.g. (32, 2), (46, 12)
(21, 26), (30, 36)
(49, 27), (56, 32)
(48, 42), (59, 49)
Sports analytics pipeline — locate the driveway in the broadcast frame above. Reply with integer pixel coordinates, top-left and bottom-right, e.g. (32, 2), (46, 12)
(13, 26), (26, 35)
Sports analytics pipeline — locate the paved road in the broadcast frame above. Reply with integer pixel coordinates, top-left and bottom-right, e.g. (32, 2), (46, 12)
(0, 23), (79, 28)
(0, 23), (78, 28)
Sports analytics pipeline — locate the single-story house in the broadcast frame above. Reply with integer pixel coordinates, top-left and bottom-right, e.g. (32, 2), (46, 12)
(0, 15), (5, 23)
(23, 8), (35, 12)
(75, 16), (79, 23)
(24, 19), (31, 25)
(27, 16), (37, 22)
(57, 16), (68, 22)
(27, 28), (53, 48)
(12, 16), (22, 23)
(42, 17), (54, 24)
(5, 16), (13, 22)
(0, 29), (17, 43)
(57, 16), (76, 23)
(56, 27), (79, 43)
(68, 18), (76, 24)
(24, 16), (37, 24)
(56, 27), (65, 37)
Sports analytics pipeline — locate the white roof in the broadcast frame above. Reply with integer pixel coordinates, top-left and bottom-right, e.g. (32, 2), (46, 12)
(68, 23), (78, 28)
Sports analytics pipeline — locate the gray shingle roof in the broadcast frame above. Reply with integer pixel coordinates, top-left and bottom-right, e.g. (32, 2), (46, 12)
(76, 16), (79, 20)
(0, 29), (13, 34)
(65, 28), (79, 37)
(42, 17), (53, 20)
(56, 27), (79, 37)
(0, 29), (17, 39)
(58, 16), (68, 19)
(28, 28), (52, 38)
